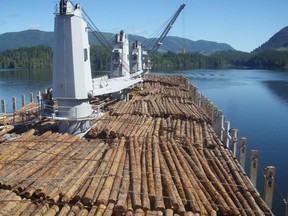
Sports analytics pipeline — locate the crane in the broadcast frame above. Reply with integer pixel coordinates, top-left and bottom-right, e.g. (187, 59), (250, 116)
(148, 4), (185, 58)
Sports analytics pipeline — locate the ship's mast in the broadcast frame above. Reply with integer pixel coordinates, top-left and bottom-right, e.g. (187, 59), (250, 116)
(110, 30), (130, 78)
(52, 0), (93, 135)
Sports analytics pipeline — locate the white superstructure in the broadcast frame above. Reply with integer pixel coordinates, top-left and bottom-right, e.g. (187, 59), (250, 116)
(50, 0), (144, 135)
(131, 41), (143, 73)
(52, 1), (94, 134)
(110, 30), (130, 77)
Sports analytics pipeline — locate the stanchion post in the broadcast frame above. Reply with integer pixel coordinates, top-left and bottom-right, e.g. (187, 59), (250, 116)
(1, 99), (6, 114)
(218, 110), (224, 141)
(37, 91), (41, 103)
(264, 166), (275, 210)
(250, 150), (259, 187)
(30, 92), (34, 103)
(22, 94), (26, 107)
(239, 137), (247, 170)
(230, 128), (239, 158)
(224, 121), (230, 148)
(12, 96), (17, 112)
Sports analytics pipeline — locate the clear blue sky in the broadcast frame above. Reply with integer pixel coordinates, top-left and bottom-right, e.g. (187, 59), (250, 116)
(0, 0), (287, 52)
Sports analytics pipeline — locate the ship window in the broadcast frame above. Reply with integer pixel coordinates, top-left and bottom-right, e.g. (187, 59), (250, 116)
(84, 48), (88, 61)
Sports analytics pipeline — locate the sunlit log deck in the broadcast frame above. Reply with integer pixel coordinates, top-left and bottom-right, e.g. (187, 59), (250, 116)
(0, 74), (273, 215)
(0, 102), (39, 126)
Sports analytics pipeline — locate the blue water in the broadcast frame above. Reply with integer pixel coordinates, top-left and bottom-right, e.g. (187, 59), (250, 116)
(1, 68), (288, 214)
(0, 69), (52, 112)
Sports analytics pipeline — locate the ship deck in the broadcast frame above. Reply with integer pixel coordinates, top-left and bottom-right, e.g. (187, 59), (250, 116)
(0, 74), (272, 215)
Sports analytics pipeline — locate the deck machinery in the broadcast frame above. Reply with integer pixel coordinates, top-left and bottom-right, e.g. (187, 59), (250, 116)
(47, 0), (185, 136)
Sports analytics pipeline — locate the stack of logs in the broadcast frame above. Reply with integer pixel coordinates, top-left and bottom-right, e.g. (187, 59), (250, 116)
(0, 74), (272, 215)
(0, 102), (39, 126)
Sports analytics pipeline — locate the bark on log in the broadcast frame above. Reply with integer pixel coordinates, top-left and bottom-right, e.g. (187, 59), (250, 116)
(97, 138), (126, 206)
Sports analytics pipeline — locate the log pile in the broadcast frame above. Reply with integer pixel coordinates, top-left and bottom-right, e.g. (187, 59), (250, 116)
(0, 74), (272, 215)
(0, 102), (39, 126)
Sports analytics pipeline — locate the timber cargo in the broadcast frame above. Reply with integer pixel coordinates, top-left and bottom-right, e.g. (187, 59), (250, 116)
(0, 74), (273, 215)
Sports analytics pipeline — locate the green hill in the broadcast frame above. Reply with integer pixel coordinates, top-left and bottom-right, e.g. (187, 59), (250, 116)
(254, 26), (288, 52)
(0, 30), (235, 53)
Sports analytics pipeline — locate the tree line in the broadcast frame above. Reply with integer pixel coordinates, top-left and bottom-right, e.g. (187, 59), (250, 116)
(0, 45), (288, 71)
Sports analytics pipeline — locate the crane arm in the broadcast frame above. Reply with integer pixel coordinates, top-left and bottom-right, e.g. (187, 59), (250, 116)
(149, 4), (185, 57)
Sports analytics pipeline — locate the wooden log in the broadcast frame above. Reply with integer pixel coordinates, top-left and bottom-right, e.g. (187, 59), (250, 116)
(114, 151), (130, 212)
(208, 149), (248, 215)
(146, 135), (155, 202)
(0, 191), (22, 215)
(57, 204), (71, 216)
(216, 146), (264, 214)
(203, 149), (240, 215)
(78, 208), (89, 216)
(97, 138), (126, 206)
(108, 143), (126, 203)
(103, 202), (115, 216)
(3, 133), (70, 189)
(95, 204), (107, 216)
(93, 148), (118, 204)
(192, 148), (231, 214)
(34, 140), (94, 198)
(168, 139), (202, 214)
(172, 141), (215, 214)
(129, 137), (142, 209)
(19, 135), (81, 197)
(87, 206), (98, 216)
(134, 208), (145, 216)
(43, 205), (60, 216)
(158, 142), (185, 212)
(81, 143), (114, 205)
(158, 137), (187, 206)
(152, 136), (165, 210)
(47, 141), (107, 204)
(19, 203), (38, 216)
(141, 136), (150, 210)
(31, 203), (50, 216)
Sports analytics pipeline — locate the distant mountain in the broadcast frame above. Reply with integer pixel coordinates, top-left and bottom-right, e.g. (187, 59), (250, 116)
(0, 29), (235, 53)
(0, 30), (54, 52)
(254, 26), (288, 52)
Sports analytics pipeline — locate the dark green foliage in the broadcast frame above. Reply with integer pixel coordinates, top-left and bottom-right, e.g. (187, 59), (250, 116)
(153, 50), (288, 71)
(0, 45), (288, 71)
(90, 45), (111, 71)
(247, 50), (288, 70)
(0, 46), (53, 69)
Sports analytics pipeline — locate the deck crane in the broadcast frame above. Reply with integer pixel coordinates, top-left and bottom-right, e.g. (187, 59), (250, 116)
(144, 4), (185, 70)
(45, 0), (185, 136)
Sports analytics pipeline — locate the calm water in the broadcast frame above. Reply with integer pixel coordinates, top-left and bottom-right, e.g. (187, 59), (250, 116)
(1, 68), (288, 214)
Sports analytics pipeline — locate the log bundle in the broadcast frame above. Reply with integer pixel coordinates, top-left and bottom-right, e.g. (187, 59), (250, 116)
(0, 75), (272, 215)
(0, 102), (39, 126)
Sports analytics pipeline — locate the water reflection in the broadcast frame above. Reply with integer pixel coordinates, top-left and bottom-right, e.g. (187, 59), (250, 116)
(263, 80), (288, 104)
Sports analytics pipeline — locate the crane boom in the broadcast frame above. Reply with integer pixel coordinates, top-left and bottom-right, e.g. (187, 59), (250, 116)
(149, 4), (185, 57)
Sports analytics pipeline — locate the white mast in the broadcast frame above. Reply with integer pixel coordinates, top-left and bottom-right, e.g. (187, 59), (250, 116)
(52, 0), (93, 134)
(131, 40), (143, 72)
(110, 30), (130, 77)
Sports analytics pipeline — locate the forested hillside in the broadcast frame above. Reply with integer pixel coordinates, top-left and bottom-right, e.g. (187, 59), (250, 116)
(0, 45), (288, 71)
(254, 26), (288, 52)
